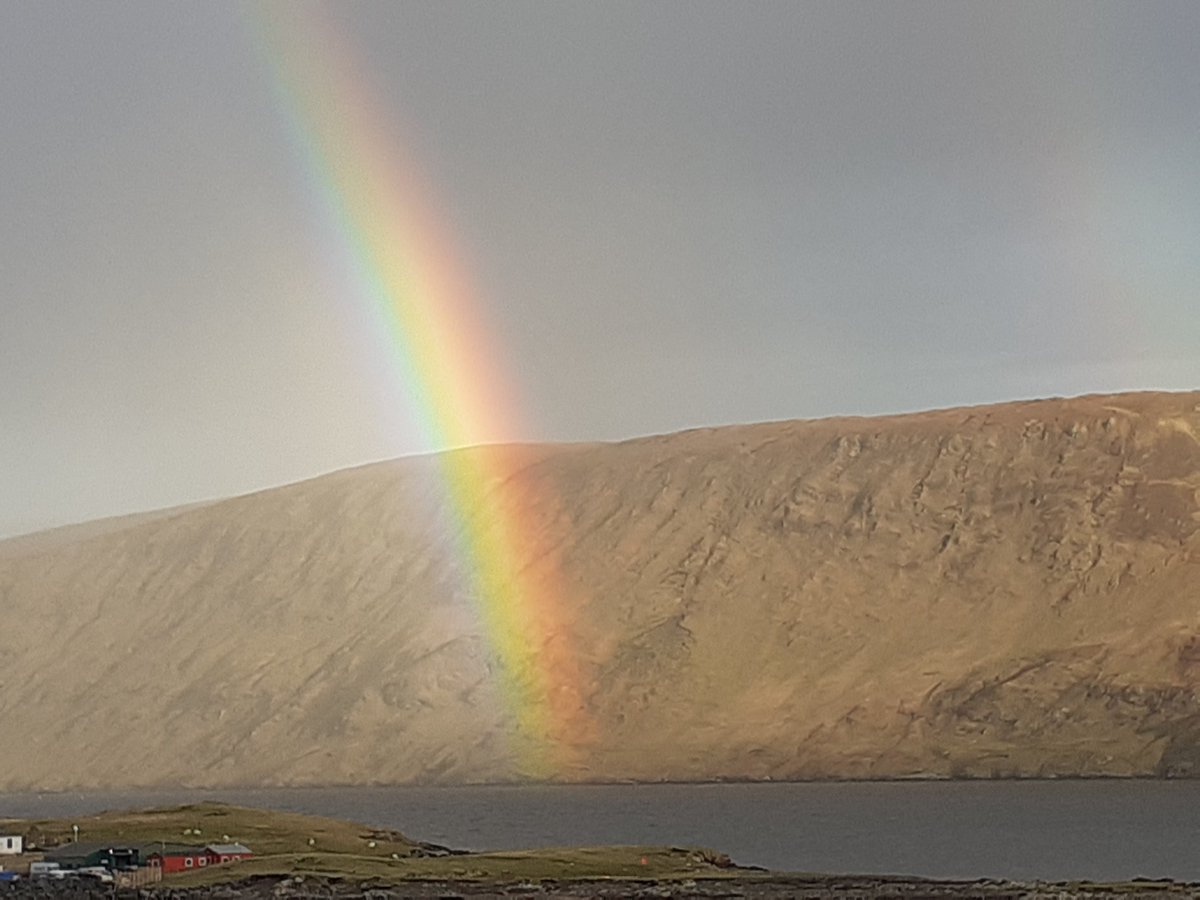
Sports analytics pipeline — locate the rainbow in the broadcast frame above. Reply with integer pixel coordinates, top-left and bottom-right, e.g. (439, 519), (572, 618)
(247, 5), (591, 775)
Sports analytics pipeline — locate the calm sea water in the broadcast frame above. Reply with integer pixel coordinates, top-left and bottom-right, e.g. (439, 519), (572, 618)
(2, 781), (1198, 882)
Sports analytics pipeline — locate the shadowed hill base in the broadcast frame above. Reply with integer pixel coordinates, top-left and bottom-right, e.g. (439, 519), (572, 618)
(0, 391), (1197, 789)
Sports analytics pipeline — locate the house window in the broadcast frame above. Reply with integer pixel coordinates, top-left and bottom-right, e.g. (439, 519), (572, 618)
(199, 858), (207, 866)
(221, 856), (229, 863)
(184, 858), (193, 868)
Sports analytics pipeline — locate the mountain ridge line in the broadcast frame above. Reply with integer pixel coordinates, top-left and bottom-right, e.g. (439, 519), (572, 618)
(1, 389), (1197, 790)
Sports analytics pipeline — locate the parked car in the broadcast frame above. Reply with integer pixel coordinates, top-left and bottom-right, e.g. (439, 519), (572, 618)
(29, 861), (64, 879)
(77, 867), (114, 883)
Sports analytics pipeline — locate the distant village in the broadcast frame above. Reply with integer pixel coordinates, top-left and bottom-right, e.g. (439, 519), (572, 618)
(0, 830), (253, 886)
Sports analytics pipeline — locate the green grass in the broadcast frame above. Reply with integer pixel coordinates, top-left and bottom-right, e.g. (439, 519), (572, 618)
(0, 802), (744, 886)
(168, 846), (742, 887)
(1, 801), (419, 859)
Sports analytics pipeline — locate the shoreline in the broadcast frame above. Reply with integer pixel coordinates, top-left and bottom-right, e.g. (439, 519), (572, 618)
(5, 773), (1198, 798)
(3, 801), (1199, 897)
(5, 789), (1199, 888)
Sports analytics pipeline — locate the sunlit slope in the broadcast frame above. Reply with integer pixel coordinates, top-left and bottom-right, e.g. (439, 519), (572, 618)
(1, 391), (1197, 790)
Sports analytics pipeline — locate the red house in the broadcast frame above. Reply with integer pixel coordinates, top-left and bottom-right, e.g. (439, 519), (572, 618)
(144, 842), (253, 875)
(143, 845), (209, 874)
(205, 842), (254, 864)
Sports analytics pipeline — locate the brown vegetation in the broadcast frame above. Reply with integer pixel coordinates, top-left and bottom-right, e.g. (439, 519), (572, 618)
(0, 802), (733, 886)
(0, 391), (1197, 789)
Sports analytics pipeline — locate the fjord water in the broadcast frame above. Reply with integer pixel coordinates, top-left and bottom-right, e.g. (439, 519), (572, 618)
(3, 781), (1198, 882)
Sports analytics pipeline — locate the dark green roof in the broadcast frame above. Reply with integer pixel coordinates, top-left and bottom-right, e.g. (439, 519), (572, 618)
(44, 842), (139, 861)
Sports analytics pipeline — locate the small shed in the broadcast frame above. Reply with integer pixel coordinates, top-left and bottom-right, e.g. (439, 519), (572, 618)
(205, 842), (253, 864)
(0, 835), (22, 855)
(143, 844), (209, 875)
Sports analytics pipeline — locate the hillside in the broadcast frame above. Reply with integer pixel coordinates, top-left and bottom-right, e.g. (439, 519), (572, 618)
(1, 391), (1197, 790)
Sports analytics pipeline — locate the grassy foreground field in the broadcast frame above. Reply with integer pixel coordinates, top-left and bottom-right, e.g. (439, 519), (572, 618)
(0, 801), (740, 885)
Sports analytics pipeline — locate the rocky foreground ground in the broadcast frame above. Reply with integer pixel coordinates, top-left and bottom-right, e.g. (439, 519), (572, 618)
(4, 873), (1200, 899)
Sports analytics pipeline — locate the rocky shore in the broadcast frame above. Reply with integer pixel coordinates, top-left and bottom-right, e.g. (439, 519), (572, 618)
(4, 874), (1200, 899)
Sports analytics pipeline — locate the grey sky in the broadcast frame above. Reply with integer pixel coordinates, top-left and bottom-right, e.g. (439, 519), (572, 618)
(2, 1), (1198, 538)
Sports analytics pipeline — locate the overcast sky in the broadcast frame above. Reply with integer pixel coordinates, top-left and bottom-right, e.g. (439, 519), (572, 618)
(2, 1), (1198, 538)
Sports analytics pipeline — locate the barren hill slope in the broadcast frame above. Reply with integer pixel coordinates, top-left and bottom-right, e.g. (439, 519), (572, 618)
(1, 391), (1197, 790)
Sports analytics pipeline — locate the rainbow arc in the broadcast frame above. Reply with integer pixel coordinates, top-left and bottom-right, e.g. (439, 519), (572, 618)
(250, 5), (593, 775)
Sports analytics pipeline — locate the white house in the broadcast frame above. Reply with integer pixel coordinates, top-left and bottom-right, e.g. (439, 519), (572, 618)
(0, 835), (22, 855)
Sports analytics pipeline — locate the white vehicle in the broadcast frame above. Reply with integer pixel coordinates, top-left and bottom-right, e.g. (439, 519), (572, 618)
(77, 866), (115, 883)
(29, 861), (67, 879)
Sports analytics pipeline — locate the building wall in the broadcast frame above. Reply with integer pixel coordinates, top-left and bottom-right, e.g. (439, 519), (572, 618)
(149, 848), (251, 875)
(212, 852), (250, 864)
(0, 836), (22, 855)
(116, 867), (161, 888)
(157, 853), (208, 874)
